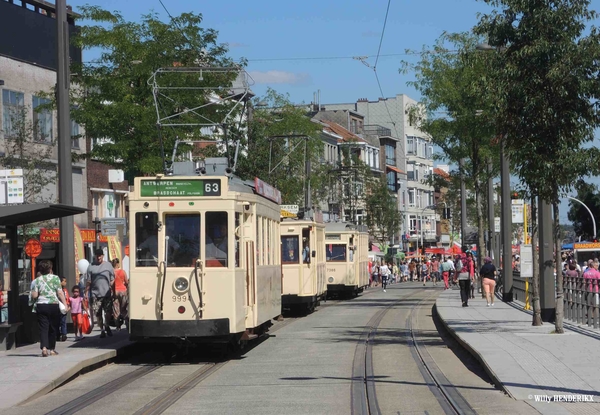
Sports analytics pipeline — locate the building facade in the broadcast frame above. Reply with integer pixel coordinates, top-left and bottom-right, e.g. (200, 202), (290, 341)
(323, 94), (436, 251)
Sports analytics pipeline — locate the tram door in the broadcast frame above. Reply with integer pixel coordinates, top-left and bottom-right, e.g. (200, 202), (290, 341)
(246, 241), (256, 306)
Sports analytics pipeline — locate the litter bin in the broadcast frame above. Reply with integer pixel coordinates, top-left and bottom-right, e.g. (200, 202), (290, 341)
(17, 294), (38, 345)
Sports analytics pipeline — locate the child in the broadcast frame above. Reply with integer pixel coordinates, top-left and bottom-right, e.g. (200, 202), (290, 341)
(70, 286), (85, 340)
(59, 277), (70, 341)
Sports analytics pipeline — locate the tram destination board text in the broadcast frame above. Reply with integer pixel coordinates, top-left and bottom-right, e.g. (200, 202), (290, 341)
(140, 179), (221, 197)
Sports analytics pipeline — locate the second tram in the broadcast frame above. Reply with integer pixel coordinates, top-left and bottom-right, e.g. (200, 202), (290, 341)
(280, 216), (326, 313)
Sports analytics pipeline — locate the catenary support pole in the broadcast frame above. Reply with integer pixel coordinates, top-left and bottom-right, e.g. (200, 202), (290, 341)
(501, 139), (513, 302)
(538, 197), (556, 322)
(459, 158), (467, 248)
(57, 0), (75, 287)
(487, 159), (495, 263)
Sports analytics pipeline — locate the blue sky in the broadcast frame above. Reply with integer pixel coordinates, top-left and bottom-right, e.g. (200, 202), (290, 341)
(67, 0), (600, 223)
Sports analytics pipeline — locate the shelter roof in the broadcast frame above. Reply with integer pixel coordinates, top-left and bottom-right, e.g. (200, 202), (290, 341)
(0, 203), (88, 227)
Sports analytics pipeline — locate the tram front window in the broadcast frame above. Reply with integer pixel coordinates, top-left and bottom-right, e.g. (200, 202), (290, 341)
(136, 212), (159, 267)
(282, 236), (299, 264)
(165, 214), (200, 267)
(326, 244), (347, 262)
(206, 212), (228, 267)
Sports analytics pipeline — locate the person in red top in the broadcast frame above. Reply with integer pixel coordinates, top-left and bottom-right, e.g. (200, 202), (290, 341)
(111, 258), (129, 330)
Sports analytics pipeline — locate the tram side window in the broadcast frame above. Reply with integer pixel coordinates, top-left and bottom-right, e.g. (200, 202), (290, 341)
(326, 244), (347, 262)
(282, 236), (299, 264)
(136, 212), (159, 267)
(206, 212), (228, 268)
(165, 214), (200, 267)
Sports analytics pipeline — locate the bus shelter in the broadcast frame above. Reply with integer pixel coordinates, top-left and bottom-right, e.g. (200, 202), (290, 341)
(0, 203), (87, 350)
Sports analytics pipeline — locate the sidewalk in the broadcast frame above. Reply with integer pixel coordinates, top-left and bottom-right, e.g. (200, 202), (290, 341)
(0, 327), (133, 409)
(436, 290), (600, 415)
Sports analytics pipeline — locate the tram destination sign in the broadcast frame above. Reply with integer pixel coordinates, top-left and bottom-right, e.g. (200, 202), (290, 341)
(140, 179), (221, 197)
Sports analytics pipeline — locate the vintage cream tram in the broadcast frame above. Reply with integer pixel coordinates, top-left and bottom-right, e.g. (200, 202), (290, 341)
(280, 212), (326, 313)
(325, 223), (369, 298)
(128, 162), (282, 344)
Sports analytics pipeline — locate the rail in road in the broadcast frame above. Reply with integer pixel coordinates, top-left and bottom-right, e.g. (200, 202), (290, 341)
(351, 287), (477, 415)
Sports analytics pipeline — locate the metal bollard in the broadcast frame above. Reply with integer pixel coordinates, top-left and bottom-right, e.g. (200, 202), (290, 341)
(575, 277), (583, 324)
(592, 279), (600, 329)
(587, 278), (593, 327)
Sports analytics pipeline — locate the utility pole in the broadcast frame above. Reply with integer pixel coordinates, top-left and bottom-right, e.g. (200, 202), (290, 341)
(459, 158), (467, 249)
(57, 0), (75, 286)
(487, 160), (496, 262)
(501, 139), (513, 302)
(538, 198), (555, 322)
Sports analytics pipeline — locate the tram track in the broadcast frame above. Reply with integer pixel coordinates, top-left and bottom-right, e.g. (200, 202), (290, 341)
(351, 287), (425, 415)
(407, 293), (477, 415)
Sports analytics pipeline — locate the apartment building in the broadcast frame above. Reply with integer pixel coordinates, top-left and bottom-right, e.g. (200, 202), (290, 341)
(0, 0), (87, 227)
(323, 94), (436, 251)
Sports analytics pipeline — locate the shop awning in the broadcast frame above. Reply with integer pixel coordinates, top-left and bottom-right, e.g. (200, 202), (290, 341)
(0, 203), (88, 227)
(386, 165), (405, 174)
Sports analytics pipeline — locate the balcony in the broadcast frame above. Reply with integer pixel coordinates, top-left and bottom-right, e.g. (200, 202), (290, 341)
(363, 124), (392, 138)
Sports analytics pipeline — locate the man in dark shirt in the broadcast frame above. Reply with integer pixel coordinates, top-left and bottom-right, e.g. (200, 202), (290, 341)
(86, 249), (115, 338)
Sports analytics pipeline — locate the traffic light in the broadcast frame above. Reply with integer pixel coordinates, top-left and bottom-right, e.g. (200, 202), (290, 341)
(421, 245), (426, 256)
(443, 208), (451, 219)
(511, 192), (519, 199)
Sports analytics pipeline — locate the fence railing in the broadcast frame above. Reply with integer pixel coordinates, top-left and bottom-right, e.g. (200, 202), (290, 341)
(511, 271), (599, 330)
(512, 272), (532, 304)
(564, 275), (600, 329)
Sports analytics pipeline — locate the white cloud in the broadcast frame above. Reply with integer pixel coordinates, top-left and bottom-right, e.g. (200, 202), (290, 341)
(248, 70), (310, 85)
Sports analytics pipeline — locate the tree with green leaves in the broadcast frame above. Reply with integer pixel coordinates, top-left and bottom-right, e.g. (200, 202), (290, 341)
(401, 31), (498, 294)
(365, 176), (402, 251)
(475, 0), (600, 333)
(69, 6), (238, 176)
(236, 89), (326, 205)
(567, 180), (600, 241)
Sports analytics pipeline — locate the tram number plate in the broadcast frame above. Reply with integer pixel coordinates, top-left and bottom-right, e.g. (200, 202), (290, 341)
(172, 295), (187, 302)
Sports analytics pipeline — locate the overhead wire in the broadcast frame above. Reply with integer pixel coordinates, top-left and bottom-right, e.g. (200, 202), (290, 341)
(370, 0), (402, 152)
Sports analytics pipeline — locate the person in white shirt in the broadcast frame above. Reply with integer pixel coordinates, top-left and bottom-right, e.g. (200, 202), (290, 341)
(380, 263), (390, 292)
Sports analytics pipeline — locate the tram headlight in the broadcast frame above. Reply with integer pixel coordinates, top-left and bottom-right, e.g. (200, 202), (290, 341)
(174, 277), (189, 293)
(328, 276), (334, 283)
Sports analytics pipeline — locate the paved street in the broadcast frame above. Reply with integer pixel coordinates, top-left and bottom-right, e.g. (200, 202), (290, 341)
(5, 284), (540, 415)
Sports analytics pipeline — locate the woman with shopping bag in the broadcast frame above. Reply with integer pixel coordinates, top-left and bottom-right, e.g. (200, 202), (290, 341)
(29, 260), (69, 357)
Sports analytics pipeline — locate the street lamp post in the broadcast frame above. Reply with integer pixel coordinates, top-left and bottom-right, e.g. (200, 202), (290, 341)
(567, 196), (596, 239)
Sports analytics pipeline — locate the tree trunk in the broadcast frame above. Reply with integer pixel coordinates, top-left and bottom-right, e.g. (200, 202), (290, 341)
(530, 196), (542, 326)
(553, 198), (564, 333)
(475, 177), (485, 298)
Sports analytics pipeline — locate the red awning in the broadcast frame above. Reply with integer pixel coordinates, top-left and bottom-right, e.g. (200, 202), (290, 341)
(386, 165), (405, 174)
(371, 245), (381, 252)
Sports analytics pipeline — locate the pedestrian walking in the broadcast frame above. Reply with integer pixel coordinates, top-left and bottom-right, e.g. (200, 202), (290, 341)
(480, 257), (497, 306)
(59, 277), (70, 341)
(111, 258), (129, 330)
(457, 253), (473, 307)
(431, 256), (440, 286)
(69, 285), (85, 340)
(29, 260), (69, 357)
(86, 249), (115, 338)
(440, 256), (454, 290)
(468, 252), (476, 299)
(380, 262), (389, 292)
(408, 260), (416, 281)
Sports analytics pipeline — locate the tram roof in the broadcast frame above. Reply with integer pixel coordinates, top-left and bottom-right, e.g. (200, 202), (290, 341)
(325, 222), (357, 232)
